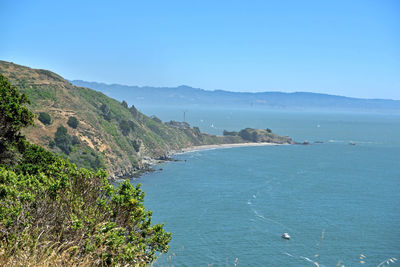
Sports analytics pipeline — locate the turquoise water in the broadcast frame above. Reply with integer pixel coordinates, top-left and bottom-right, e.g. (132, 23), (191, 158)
(133, 107), (400, 266)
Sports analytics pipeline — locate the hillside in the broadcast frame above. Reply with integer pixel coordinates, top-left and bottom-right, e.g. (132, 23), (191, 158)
(71, 80), (400, 112)
(0, 61), (293, 179)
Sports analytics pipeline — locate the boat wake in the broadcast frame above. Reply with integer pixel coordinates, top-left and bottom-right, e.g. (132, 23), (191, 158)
(328, 139), (346, 143)
(252, 208), (293, 231)
(284, 252), (324, 266)
(328, 139), (382, 145)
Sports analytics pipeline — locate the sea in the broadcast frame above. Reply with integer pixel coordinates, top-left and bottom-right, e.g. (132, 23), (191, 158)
(131, 107), (400, 266)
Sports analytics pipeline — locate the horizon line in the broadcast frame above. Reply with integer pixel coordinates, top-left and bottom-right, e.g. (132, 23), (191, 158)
(69, 79), (400, 102)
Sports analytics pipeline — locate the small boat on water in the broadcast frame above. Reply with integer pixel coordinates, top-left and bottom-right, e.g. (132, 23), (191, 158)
(349, 141), (356, 146)
(281, 233), (290, 240)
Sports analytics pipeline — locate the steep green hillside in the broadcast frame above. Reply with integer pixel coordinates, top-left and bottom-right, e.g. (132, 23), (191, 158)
(0, 61), (293, 178)
(0, 74), (170, 266)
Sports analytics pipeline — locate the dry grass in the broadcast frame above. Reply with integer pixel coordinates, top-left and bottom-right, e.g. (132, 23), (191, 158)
(0, 241), (95, 267)
(0, 237), (149, 267)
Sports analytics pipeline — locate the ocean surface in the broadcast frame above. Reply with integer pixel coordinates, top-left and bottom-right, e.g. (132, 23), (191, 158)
(132, 107), (400, 266)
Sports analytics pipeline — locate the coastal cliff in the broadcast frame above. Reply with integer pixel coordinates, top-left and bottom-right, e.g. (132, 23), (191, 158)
(0, 60), (294, 179)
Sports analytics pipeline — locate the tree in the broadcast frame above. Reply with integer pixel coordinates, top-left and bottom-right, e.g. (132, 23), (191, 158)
(128, 120), (136, 130)
(71, 135), (80, 145)
(129, 105), (139, 118)
(67, 116), (79, 129)
(38, 112), (51, 125)
(119, 120), (131, 136)
(0, 74), (34, 165)
(131, 139), (141, 152)
(121, 100), (128, 109)
(238, 128), (252, 141)
(223, 130), (238, 136)
(100, 103), (111, 121)
(54, 125), (72, 154)
(251, 131), (258, 142)
(193, 126), (201, 136)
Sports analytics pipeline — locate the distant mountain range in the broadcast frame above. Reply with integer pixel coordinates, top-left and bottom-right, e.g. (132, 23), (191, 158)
(70, 80), (400, 112)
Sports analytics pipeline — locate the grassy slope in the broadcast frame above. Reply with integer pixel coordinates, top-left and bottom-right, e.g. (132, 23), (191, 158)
(0, 60), (293, 178)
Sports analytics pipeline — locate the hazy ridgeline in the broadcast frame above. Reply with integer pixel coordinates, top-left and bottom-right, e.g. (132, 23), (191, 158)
(71, 80), (400, 113)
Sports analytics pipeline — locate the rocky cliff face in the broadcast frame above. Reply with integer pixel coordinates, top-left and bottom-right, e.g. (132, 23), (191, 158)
(0, 60), (293, 179)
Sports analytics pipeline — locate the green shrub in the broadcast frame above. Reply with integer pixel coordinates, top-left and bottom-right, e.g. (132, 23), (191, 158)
(223, 130), (238, 136)
(121, 100), (128, 109)
(0, 144), (171, 265)
(0, 74), (34, 165)
(193, 126), (201, 136)
(119, 120), (131, 136)
(68, 147), (105, 170)
(48, 139), (55, 148)
(71, 135), (80, 145)
(128, 120), (136, 130)
(131, 140), (141, 152)
(67, 116), (79, 129)
(129, 105), (139, 119)
(251, 131), (258, 142)
(38, 112), (51, 125)
(100, 104), (111, 121)
(237, 128), (259, 142)
(54, 125), (72, 154)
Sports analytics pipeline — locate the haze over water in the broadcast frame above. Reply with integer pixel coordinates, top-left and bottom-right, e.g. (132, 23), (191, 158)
(133, 107), (400, 266)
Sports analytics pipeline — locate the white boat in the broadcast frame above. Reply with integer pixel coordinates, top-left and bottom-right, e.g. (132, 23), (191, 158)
(281, 233), (290, 240)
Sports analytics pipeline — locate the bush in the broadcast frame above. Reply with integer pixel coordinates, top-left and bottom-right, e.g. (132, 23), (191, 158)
(131, 140), (141, 152)
(129, 105), (139, 118)
(0, 144), (171, 266)
(223, 130), (238, 136)
(38, 112), (51, 125)
(100, 104), (111, 121)
(54, 125), (72, 154)
(48, 139), (55, 148)
(0, 74), (34, 165)
(251, 131), (258, 142)
(239, 128), (256, 141)
(193, 126), (201, 136)
(66, 147), (105, 171)
(67, 116), (79, 129)
(121, 100), (128, 109)
(128, 120), (136, 130)
(71, 135), (80, 145)
(119, 120), (131, 136)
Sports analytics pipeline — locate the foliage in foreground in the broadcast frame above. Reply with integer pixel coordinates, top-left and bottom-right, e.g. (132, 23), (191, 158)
(0, 74), (34, 165)
(0, 74), (171, 266)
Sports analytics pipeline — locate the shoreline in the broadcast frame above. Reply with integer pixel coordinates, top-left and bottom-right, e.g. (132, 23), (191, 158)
(122, 142), (285, 181)
(170, 142), (283, 155)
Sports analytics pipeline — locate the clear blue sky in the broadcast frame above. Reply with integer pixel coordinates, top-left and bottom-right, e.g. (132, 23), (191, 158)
(1, 0), (399, 99)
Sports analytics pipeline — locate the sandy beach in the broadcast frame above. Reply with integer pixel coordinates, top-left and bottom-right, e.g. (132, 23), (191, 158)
(171, 142), (281, 155)
(138, 142), (284, 173)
